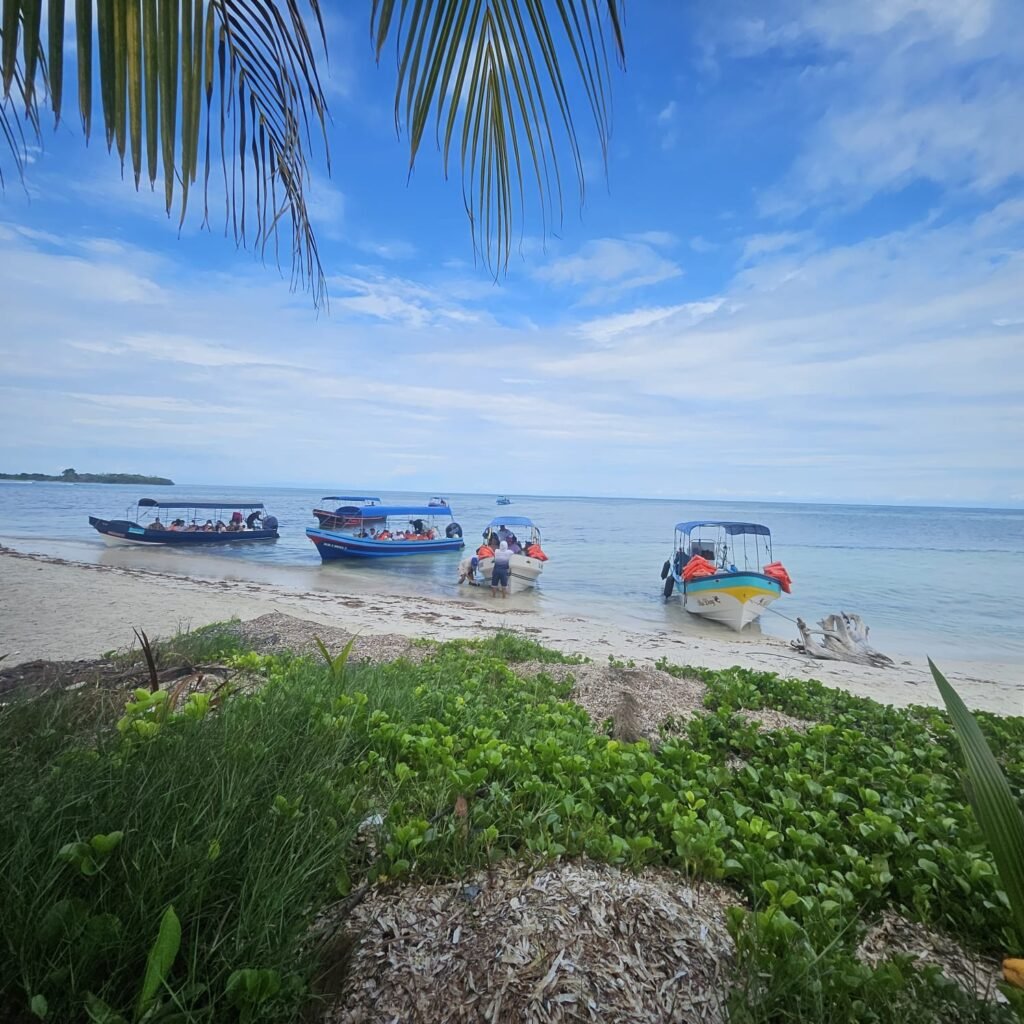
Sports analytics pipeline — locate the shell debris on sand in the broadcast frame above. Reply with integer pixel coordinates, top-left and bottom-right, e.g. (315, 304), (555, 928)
(328, 861), (741, 1024)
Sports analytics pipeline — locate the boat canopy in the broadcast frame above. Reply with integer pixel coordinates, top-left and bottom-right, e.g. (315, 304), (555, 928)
(138, 498), (265, 510)
(322, 496), (381, 503)
(674, 520), (771, 537)
(486, 515), (536, 529)
(348, 505), (455, 519)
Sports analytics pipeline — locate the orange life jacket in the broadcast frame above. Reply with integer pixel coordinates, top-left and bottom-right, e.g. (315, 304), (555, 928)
(477, 545), (494, 558)
(682, 555), (717, 582)
(526, 544), (548, 561)
(763, 561), (793, 594)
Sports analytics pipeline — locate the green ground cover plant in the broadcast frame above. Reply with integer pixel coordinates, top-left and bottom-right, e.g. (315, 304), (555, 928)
(0, 625), (1021, 1022)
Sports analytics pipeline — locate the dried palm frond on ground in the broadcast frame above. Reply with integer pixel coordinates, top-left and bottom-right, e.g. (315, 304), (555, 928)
(328, 861), (740, 1024)
(735, 706), (813, 733)
(518, 662), (710, 743)
(517, 662), (814, 742)
(234, 612), (429, 667)
(856, 911), (1005, 1004)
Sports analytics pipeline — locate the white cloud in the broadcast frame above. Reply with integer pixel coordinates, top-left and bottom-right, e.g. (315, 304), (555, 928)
(740, 231), (813, 264)
(657, 100), (678, 124)
(707, 0), (1024, 212)
(330, 271), (482, 327)
(534, 238), (683, 303)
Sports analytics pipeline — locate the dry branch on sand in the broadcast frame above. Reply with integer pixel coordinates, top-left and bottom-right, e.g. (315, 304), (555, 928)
(792, 612), (895, 669)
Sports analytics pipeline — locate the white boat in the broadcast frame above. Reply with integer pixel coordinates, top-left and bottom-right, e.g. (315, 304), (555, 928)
(475, 516), (548, 589)
(661, 521), (791, 632)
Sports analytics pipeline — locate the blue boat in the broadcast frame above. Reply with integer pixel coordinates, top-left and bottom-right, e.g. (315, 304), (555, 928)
(661, 521), (791, 632)
(306, 505), (465, 561)
(89, 498), (279, 546)
(312, 496), (384, 530)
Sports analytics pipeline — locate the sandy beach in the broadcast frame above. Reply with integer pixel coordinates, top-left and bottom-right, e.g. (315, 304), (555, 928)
(1, 546), (1020, 715)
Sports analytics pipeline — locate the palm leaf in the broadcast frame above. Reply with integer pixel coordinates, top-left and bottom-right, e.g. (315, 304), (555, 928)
(930, 659), (1024, 950)
(372, 0), (625, 273)
(0, 0), (330, 306)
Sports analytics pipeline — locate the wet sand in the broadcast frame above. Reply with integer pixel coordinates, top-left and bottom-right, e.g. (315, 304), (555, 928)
(1, 547), (1020, 715)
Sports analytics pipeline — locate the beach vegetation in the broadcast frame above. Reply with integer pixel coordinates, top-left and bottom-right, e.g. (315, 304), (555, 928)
(0, 630), (1021, 1021)
(0, 1), (625, 306)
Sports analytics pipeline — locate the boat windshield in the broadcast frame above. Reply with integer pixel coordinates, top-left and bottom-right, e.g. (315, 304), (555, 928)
(481, 516), (541, 552)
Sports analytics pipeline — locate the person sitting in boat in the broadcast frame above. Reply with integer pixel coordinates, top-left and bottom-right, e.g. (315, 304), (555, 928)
(202, 520), (214, 531)
(149, 517), (165, 530)
(457, 554), (479, 585)
(214, 520), (227, 532)
(230, 511), (244, 529)
(377, 529), (392, 540)
(525, 541), (548, 561)
(497, 524), (512, 543)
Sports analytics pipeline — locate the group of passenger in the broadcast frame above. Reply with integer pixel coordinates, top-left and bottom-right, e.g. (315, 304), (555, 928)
(148, 511), (274, 533)
(356, 520), (439, 541)
(457, 523), (548, 597)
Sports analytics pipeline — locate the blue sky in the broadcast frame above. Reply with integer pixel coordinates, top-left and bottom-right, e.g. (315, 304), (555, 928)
(1, 0), (1022, 505)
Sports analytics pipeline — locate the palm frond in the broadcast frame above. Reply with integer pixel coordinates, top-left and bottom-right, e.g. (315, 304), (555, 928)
(0, 0), (330, 306)
(372, 0), (625, 273)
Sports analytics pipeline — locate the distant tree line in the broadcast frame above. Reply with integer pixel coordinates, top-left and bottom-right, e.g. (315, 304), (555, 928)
(0, 469), (174, 485)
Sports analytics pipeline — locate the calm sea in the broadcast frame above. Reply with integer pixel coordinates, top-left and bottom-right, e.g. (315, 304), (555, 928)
(1, 482), (1022, 664)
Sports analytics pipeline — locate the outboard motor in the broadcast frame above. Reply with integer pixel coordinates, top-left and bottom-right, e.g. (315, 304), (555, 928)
(446, 522), (463, 539)
(263, 515), (278, 532)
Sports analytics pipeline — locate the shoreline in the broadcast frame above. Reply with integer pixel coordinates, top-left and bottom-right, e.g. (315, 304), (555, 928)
(1, 546), (1020, 715)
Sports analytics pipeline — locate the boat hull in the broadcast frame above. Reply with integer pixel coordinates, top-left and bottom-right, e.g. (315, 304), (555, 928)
(681, 572), (781, 631)
(306, 527), (464, 561)
(89, 517), (278, 546)
(476, 553), (544, 588)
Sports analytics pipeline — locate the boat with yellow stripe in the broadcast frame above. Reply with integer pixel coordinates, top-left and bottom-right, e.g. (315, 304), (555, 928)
(660, 521), (791, 632)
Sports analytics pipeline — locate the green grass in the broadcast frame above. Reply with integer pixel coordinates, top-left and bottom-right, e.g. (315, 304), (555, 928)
(0, 631), (1021, 1022)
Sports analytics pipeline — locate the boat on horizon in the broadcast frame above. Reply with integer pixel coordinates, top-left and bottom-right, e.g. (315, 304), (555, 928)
(428, 496), (450, 507)
(306, 504), (465, 561)
(312, 496), (385, 530)
(88, 498), (279, 546)
(661, 520), (791, 631)
(475, 516), (548, 589)
(496, 495), (512, 505)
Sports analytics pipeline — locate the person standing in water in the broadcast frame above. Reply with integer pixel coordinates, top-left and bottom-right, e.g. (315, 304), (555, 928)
(490, 541), (513, 598)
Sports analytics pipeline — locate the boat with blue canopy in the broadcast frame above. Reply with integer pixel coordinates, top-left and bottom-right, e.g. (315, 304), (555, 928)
(88, 498), (279, 546)
(473, 515), (549, 589)
(306, 504), (465, 561)
(660, 521), (792, 631)
(496, 495), (512, 505)
(312, 496), (384, 530)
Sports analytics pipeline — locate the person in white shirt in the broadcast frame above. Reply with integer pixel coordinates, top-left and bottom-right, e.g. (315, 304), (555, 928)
(490, 541), (512, 598)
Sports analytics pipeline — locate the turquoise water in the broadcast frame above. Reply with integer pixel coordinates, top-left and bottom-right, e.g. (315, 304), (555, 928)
(1, 481), (1022, 663)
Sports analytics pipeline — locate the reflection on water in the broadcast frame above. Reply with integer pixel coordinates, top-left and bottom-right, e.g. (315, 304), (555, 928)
(1, 481), (1023, 662)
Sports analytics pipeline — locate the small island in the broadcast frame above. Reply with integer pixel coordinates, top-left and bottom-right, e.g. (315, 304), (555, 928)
(0, 467), (174, 486)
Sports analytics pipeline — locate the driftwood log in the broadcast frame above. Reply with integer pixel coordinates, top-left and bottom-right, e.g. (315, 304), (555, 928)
(791, 612), (895, 668)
